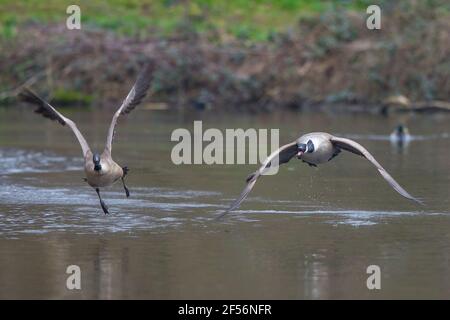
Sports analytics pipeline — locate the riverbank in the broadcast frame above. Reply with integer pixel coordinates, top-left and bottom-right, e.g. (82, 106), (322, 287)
(0, 1), (449, 112)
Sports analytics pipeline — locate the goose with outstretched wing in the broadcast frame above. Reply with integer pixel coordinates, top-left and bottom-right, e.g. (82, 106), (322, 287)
(18, 63), (154, 214)
(217, 132), (422, 219)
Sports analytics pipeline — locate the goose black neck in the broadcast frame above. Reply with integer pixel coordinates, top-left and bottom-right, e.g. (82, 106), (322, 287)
(93, 153), (102, 171)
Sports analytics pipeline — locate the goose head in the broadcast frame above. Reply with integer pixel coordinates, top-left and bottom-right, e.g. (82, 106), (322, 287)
(393, 124), (410, 138)
(93, 153), (102, 171)
(296, 139), (314, 158)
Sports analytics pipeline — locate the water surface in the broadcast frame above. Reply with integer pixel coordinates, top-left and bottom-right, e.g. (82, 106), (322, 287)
(0, 108), (449, 299)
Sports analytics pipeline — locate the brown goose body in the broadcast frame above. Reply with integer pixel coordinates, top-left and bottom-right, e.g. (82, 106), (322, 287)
(18, 63), (154, 214)
(296, 132), (336, 165)
(84, 150), (124, 188)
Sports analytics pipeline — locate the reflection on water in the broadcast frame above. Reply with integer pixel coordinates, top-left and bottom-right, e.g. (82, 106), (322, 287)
(0, 108), (449, 299)
(342, 132), (450, 141)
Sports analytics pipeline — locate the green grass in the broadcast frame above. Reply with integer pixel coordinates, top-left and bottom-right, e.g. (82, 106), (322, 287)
(0, 0), (385, 41)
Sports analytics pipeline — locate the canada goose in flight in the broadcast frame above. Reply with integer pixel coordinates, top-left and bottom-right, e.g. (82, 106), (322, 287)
(18, 64), (153, 214)
(218, 132), (422, 219)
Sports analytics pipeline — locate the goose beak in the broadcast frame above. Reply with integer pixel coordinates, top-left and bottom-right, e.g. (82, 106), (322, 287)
(297, 143), (306, 158)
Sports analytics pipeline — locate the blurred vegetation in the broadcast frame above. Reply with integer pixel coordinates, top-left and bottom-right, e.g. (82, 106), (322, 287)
(0, 0), (382, 41)
(0, 0), (449, 111)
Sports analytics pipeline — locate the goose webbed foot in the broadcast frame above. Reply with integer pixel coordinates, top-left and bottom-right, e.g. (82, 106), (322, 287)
(95, 188), (109, 214)
(100, 200), (109, 214)
(122, 166), (130, 198)
(122, 178), (130, 198)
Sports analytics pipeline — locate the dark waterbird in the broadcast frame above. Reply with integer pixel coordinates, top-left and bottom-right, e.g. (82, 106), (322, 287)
(218, 132), (422, 219)
(18, 64), (154, 214)
(390, 124), (411, 149)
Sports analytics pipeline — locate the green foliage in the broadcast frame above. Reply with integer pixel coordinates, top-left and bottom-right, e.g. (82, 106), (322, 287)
(0, 0), (386, 42)
(0, 16), (17, 39)
(1, 0), (448, 108)
(53, 89), (93, 106)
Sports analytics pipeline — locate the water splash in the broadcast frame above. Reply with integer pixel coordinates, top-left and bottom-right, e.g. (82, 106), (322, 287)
(0, 148), (81, 175)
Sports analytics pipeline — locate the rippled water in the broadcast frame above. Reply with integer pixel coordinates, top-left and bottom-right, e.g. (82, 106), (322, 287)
(0, 108), (449, 299)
